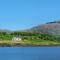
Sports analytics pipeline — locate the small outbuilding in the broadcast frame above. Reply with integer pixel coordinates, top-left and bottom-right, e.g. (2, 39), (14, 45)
(12, 37), (22, 41)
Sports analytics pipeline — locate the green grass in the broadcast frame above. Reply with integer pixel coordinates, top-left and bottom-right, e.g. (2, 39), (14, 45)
(22, 39), (60, 46)
(0, 39), (60, 46)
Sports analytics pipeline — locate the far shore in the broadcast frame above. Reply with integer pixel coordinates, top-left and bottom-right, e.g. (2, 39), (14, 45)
(0, 40), (60, 47)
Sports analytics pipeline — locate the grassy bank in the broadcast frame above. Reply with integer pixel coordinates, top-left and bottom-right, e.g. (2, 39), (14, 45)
(0, 39), (60, 47)
(0, 32), (60, 47)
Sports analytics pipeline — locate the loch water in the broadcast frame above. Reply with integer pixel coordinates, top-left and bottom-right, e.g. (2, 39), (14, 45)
(0, 47), (60, 60)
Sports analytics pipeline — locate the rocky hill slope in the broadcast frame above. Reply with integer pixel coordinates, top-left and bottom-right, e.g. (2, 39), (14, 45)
(27, 21), (60, 35)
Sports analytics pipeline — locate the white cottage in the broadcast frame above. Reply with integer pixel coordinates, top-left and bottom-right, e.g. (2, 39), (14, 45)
(12, 37), (22, 41)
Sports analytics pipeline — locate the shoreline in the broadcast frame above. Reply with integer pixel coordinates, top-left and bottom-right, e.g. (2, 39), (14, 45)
(0, 44), (60, 47)
(0, 40), (60, 47)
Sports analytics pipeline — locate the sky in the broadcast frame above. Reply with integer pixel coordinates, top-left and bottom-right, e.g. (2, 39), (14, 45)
(0, 0), (60, 30)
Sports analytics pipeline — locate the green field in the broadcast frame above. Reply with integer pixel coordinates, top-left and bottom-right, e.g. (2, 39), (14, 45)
(0, 32), (60, 46)
(0, 39), (60, 47)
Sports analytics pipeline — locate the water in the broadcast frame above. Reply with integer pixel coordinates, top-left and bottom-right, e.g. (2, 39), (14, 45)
(0, 47), (60, 60)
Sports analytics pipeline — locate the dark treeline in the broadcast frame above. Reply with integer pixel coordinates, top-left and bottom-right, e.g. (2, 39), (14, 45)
(0, 32), (60, 41)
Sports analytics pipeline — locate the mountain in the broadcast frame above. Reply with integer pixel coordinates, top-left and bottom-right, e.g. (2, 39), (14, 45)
(0, 20), (60, 35)
(0, 29), (12, 33)
(27, 20), (60, 35)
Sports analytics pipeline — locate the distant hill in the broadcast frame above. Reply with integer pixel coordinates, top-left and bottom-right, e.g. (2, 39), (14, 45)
(0, 20), (60, 35)
(27, 20), (60, 35)
(0, 29), (12, 33)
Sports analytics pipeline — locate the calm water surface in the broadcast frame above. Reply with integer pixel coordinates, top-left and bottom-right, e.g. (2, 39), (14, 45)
(0, 47), (60, 60)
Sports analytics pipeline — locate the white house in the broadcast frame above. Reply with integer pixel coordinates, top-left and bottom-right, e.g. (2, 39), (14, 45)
(12, 37), (22, 41)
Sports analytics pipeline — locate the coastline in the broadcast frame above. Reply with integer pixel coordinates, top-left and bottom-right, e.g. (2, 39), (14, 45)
(0, 43), (60, 47)
(0, 40), (60, 47)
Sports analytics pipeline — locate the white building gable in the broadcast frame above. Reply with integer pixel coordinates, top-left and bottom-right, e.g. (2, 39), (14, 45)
(12, 37), (22, 41)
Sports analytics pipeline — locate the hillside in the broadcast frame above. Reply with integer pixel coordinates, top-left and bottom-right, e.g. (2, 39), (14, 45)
(0, 20), (60, 35)
(27, 20), (60, 35)
(0, 21), (60, 46)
